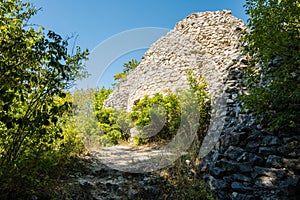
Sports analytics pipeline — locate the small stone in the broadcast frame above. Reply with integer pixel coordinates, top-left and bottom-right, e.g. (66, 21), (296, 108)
(282, 158), (300, 171)
(31, 195), (38, 200)
(231, 182), (253, 192)
(106, 182), (119, 192)
(231, 93), (238, 99)
(232, 192), (255, 200)
(251, 166), (286, 179)
(220, 132), (244, 148)
(216, 191), (230, 199)
(283, 136), (300, 143)
(245, 141), (260, 153)
(74, 172), (82, 177)
(224, 146), (244, 160)
(210, 167), (226, 177)
(258, 147), (277, 156)
(262, 136), (282, 146)
(226, 98), (235, 104)
(238, 163), (253, 173)
(216, 159), (239, 172)
(254, 176), (276, 188)
(232, 174), (252, 183)
(266, 155), (283, 168)
(208, 176), (228, 190)
(79, 179), (94, 189)
(277, 141), (300, 158)
(279, 176), (300, 198)
(247, 153), (264, 166)
(212, 151), (223, 162)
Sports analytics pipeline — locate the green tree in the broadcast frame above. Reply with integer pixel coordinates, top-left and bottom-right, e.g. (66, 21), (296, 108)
(0, 0), (88, 197)
(113, 59), (140, 86)
(69, 89), (103, 150)
(243, 0), (300, 130)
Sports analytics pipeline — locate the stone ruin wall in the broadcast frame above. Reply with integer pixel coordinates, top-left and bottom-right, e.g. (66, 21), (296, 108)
(104, 11), (300, 199)
(103, 10), (246, 112)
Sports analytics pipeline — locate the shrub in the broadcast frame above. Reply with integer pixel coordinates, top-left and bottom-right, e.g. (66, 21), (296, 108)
(130, 71), (210, 145)
(131, 93), (181, 144)
(0, 1), (88, 198)
(94, 87), (130, 145)
(242, 0), (300, 131)
(113, 59), (140, 87)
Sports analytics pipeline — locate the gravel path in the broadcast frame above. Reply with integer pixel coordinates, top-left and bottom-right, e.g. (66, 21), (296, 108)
(59, 146), (173, 200)
(92, 145), (186, 173)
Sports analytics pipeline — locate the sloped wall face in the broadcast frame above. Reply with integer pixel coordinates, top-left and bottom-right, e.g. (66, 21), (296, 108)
(103, 10), (246, 112)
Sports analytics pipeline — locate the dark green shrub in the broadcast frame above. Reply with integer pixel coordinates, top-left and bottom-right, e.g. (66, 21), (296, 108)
(0, 1), (88, 198)
(242, 0), (300, 131)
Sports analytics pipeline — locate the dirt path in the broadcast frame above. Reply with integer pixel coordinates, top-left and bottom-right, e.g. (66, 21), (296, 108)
(92, 145), (186, 173)
(58, 146), (172, 200)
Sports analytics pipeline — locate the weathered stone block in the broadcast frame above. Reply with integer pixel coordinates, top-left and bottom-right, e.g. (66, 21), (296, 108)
(258, 147), (277, 156)
(224, 146), (244, 160)
(231, 192), (255, 200)
(266, 155), (283, 168)
(251, 166), (286, 179)
(231, 182), (253, 192)
(262, 136), (282, 146)
(232, 174), (253, 183)
(210, 167), (227, 177)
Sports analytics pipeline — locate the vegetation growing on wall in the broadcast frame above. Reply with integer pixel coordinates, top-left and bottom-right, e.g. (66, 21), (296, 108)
(243, 0), (300, 131)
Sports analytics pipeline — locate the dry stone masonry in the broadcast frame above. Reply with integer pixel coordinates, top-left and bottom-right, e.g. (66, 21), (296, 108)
(104, 10), (246, 111)
(199, 56), (300, 199)
(104, 11), (300, 199)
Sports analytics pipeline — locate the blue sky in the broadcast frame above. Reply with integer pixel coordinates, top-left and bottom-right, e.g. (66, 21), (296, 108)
(28, 0), (248, 88)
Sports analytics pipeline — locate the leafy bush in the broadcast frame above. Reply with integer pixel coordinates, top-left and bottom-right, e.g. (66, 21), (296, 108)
(0, 1), (88, 198)
(94, 87), (130, 145)
(186, 70), (211, 139)
(130, 71), (210, 145)
(242, 0), (300, 131)
(68, 89), (104, 150)
(131, 93), (181, 144)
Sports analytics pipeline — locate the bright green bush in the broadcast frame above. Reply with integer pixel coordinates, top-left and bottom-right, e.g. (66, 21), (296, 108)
(68, 89), (103, 150)
(186, 70), (211, 139)
(130, 72), (210, 145)
(94, 87), (130, 145)
(131, 93), (181, 144)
